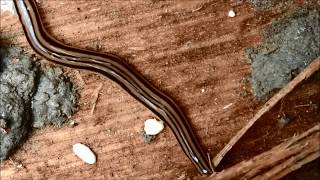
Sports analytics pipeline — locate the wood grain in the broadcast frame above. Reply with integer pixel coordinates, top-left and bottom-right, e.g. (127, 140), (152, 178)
(199, 124), (320, 180)
(1, 0), (317, 179)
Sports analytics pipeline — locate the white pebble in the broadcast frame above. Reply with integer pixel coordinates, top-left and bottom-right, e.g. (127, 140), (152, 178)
(228, 10), (236, 17)
(0, 0), (15, 14)
(144, 118), (164, 135)
(73, 143), (96, 164)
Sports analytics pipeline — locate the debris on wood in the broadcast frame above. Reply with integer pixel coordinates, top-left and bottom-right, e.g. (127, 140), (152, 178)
(192, 3), (205, 12)
(144, 118), (164, 136)
(278, 115), (291, 127)
(68, 120), (78, 128)
(90, 83), (103, 115)
(247, 9), (320, 99)
(74, 70), (86, 87)
(199, 124), (320, 180)
(0, 118), (7, 134)
(213, 58), (320, 168)
(0, 0), (15, 14)
(222, 103), (233, 110)
(9, 158), (24, 169)
(228, 10), (236, 17)
(142, 131), (154, 144)
(177, 172), (190, 180)
(128, 47), (146, 51)
(73, 143), (96, 164)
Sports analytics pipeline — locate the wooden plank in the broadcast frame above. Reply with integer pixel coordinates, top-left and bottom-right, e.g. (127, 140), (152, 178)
(1, 1), (317, 179)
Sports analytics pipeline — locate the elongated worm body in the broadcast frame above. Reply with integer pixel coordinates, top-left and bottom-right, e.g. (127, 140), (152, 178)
(13, 0), (212, 175)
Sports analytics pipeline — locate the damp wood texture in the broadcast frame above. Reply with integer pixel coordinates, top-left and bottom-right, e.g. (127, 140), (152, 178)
(1, 0), (319, 179)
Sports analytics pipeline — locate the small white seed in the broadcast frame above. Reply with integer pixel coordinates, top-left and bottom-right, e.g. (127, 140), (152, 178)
(144, 119), (164, 135)
(73, 143), (96, 164)
(0, 0), (15, 14)
(228, 10), (236, 17)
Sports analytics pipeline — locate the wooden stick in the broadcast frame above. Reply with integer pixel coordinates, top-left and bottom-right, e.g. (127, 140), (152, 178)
(197, 124), (320, 180)
(213, 58), (320, 167)
(90, 83), (103, 115)
(271, 152), (320, 180)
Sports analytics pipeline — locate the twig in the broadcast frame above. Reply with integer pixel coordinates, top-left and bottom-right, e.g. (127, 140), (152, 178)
(294, 103), (312, 108)
(222, 103), (233, 110)
(285, 124), (319, 148)
(90, 83), (103, 115)
(198, 124), (320, 180)
(271, 151), (319, 180)
(213, 58), (320, 168)
(192, 5), (204, 12)
(191, 1), (208, 12)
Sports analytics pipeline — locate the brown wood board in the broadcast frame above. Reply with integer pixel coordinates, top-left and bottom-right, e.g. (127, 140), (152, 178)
(0, 1), (319, 179)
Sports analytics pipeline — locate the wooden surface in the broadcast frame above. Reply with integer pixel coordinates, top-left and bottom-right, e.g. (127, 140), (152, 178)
(200, 125), (320, 180)
(0, 1), (319, 179)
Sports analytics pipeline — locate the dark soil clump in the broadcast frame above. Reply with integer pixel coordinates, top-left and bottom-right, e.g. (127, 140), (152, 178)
(246, 8), (320, 99)
(0, 47), (78, 160)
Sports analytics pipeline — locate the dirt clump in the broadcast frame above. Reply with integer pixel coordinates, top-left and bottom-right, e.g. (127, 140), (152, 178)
(0, 46), (78, 160)
(32, 67), (78, 128)
(246, 8), (320, 99)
